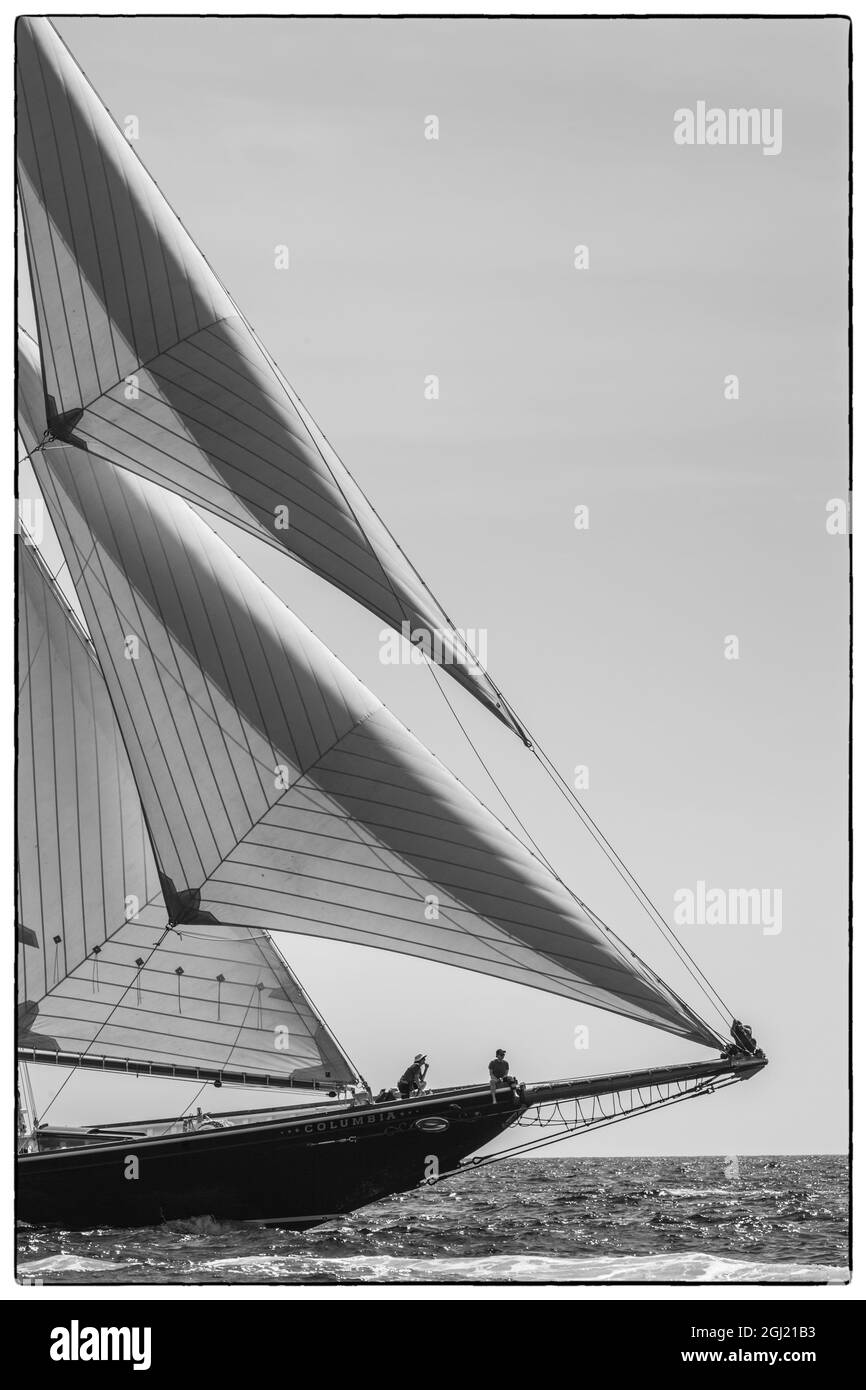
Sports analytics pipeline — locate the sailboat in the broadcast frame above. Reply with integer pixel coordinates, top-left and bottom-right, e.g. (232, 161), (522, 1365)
(15, 17), (766, 1232)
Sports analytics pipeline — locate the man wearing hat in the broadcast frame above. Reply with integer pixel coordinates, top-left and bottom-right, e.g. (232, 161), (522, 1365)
(398, 1053), (429, 1100)
(488, 1048), (519, 1103)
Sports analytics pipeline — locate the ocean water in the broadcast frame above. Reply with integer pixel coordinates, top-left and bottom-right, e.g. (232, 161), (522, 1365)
(17, 1155), (849, 1285)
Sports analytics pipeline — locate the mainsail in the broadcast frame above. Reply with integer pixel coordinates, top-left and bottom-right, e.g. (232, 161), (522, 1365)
(28, 419), (719, 1049)
(16, 533), (355, 1087)
(16, 16), (521, 736)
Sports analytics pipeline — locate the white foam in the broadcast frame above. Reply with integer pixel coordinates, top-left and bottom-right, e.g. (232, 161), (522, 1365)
(18, 1255), (127, 1275)
(197, 1252), (849, 1283)
(657, 1187), (748, 1198)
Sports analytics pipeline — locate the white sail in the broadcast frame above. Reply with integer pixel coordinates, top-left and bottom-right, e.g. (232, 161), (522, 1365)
(16, 16), (521, 737)
(17, 534), (355, 1087)
(30, 431), (719, 1049)
(17, 326), (44, 457)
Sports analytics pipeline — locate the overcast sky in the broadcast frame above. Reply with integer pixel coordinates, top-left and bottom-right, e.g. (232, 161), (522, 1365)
(21, 16), (849, 1154)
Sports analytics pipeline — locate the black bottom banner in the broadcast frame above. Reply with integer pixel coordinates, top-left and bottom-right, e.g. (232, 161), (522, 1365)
(1, 1295), (860, 1375)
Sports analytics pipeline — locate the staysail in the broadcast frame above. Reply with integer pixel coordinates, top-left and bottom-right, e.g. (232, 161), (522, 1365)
(29, 427), (719, 1050)
(16, 16), (521, 737)
(16, 534), (356, 1087)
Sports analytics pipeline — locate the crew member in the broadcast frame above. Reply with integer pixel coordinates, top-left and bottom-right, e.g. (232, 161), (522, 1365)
(488, 1048), (519, 1103)
(398, 1053), (429, 1099)
(730, 1020), (758, 1055)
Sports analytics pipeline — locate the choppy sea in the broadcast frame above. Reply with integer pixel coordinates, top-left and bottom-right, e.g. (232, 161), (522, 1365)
(17, 1155), (849, 1285)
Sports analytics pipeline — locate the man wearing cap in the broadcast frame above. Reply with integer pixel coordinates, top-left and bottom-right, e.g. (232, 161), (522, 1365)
(398, 1053), (429, 1100)
(489, 1049), (519, 1103)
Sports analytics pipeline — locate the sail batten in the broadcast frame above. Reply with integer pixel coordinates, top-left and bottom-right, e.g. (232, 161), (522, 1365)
(17, 15), (522, 734)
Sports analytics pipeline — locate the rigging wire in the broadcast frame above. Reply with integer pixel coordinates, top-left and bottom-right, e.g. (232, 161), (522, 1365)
(159, 985), (258, 1135)
(444, 670), (731, 1031)
(530, 734), (733, 1024)
(259, 933), (368, 1093)
(16, 437), (50, 469)
(427, 1073), (742, 1182)
(422, 639), (733, 1029)
(424, 661), (726, 1044)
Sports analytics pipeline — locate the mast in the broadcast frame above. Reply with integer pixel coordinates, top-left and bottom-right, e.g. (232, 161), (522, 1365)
(17, 1062), (39, 1146)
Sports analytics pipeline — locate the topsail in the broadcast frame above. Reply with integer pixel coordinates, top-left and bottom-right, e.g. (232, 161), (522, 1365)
(16, 16), (520, 736)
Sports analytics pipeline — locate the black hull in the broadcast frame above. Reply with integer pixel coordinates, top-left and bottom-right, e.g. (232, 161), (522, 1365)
(17, 1088), (524, 1230)
(17, 1056), (766, 1230)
